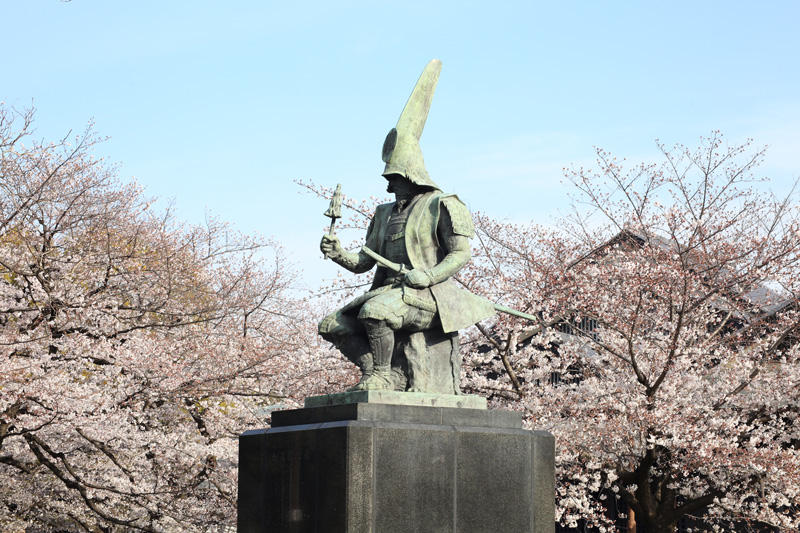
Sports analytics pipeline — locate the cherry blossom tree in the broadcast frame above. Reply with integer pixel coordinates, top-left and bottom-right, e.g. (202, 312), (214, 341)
(460, 133), (800, 531)
(0, 106), (345, 532)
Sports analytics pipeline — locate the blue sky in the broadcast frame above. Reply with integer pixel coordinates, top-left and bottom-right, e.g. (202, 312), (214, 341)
(3, 1), (799, 287)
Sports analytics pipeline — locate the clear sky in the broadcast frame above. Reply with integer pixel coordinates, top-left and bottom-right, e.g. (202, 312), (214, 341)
(3, 1), (799, 288)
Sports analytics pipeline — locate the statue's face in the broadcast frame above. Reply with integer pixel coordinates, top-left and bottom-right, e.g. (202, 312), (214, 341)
(385, 174), (414, 196)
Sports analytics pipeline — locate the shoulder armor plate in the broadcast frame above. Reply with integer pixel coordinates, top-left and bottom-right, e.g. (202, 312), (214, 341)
(440, 195), (474, 237)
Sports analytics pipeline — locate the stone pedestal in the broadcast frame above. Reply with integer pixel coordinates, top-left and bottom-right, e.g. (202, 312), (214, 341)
(238, 394), (554, 533)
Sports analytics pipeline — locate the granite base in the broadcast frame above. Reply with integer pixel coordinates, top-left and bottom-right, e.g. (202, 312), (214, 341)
(237, 402), (554, 533)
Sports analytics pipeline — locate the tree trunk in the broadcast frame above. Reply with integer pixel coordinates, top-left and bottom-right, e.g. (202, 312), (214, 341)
(625, 498), (679, 532)
(651, 523), (676, 533)
(627, 500), (680, 533)
(627, 508), (636, 532)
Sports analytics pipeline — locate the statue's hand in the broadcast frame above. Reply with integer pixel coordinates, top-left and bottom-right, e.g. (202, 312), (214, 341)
(404, 269), (432, 289)
(320, 234), (343, 259)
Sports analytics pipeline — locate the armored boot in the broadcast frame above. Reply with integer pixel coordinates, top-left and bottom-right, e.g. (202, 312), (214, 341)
(347, 352), (375, 391)
(329, 335), (375, 391)
(358, 321), (395, 390)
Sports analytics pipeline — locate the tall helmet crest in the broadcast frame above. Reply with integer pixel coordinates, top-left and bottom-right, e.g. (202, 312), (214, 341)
(381, 59), (442, 190)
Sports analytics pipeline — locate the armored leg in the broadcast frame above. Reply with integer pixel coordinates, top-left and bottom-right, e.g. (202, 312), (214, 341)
(355, 288), (436, 391)
(361, 319), (395, 390)
(318, 310), (373, 380)
(320, 288), (438, 392)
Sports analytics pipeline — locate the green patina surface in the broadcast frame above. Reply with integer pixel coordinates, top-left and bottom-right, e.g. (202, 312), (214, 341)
(318, 60), (536, 397)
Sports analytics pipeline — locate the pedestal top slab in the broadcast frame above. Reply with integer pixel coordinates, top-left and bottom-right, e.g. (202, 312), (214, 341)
(270, 401), (523, 429)
(304, 390), (487, 410)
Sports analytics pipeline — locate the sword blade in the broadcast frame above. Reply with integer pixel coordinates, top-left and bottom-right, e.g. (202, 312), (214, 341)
(360, 246), (408, 274)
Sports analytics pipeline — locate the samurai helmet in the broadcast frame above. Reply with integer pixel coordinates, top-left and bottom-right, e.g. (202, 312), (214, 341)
(381, 59), (442, 190)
